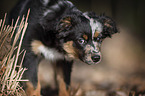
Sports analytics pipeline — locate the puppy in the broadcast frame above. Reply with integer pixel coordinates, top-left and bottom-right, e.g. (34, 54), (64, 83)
(9, 0), (118, 95)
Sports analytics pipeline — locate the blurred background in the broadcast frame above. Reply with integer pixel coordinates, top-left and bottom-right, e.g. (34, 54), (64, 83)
(1, 0), (145, 95)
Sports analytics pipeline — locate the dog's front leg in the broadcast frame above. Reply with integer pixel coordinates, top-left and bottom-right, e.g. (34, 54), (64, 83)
(53, 59), (73, 96)
(22, 52), (42, 96)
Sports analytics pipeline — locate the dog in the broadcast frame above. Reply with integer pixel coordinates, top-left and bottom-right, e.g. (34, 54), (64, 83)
(9, 0), (118, 95)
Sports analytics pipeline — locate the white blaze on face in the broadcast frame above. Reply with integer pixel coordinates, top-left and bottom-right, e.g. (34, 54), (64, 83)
(89, 18), (103, 39)
(83, 13), (103, 40)
(83, 13), (103, 51)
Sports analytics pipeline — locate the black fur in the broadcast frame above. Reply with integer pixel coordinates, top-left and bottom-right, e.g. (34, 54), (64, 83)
(9, 0), (118, 94)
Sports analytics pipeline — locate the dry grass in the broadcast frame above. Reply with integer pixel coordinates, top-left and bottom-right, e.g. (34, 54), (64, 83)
(0, 9), (30, 96)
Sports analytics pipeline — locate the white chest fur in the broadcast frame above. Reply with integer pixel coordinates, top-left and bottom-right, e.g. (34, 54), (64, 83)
(31, 40), (64, 61)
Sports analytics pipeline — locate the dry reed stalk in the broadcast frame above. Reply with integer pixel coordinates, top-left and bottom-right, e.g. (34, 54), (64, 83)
(0, 9), (30, 96)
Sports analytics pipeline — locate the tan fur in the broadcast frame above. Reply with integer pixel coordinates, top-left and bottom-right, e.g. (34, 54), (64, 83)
(83, 34), (88, 40)
(104, 19), (112, 28)
(58, 76), (70, 96)
(104, 23), (112, 28)
(63, 41), (79, 59)
(59, 17), (72, 32)
(31, 40), (43, 55)
(94, 31), (99, 38)
(62, 17), (71, 24)
(25, 81), (41, 96)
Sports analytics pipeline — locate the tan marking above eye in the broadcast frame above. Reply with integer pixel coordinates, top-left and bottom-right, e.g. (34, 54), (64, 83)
(83, 34), (88, 40)
(94, 31), (99, 38)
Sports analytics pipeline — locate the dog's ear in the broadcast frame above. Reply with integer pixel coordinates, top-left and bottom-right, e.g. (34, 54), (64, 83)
(98, 15), (118, 38)
(57, 16), (74, 32)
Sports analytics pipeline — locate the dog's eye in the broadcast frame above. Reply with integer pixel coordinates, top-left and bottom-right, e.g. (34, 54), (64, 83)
(78, 38), (86, 44)
(94, 37), (102, 42)
(97, 38), (101, 42)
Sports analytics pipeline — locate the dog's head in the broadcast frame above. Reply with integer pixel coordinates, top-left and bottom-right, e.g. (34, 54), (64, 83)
(56, 12), (118, 65)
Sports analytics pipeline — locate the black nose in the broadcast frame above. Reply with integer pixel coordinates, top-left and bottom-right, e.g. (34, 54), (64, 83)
(91, 55), (100, 62)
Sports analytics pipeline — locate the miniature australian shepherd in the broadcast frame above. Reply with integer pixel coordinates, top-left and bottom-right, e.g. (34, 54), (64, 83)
(9, 0), (118, 95)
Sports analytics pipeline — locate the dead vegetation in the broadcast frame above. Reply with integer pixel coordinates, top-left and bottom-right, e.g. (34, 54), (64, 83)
(0, 10), (30, 96)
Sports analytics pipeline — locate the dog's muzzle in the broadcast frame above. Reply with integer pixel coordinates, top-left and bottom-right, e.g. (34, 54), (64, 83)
(84, 52), (101, 65)
(83, 45), (101, 65)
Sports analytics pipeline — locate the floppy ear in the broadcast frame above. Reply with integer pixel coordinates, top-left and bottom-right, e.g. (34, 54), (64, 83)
(57, 16), (73, 32)
(98, 15), (118, 38)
